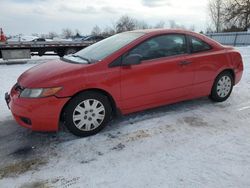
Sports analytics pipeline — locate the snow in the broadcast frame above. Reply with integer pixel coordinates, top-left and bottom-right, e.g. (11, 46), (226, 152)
(0, 48), (250, 187)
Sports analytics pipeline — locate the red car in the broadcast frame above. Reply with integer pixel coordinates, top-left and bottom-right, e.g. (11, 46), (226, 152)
(5, 29), (243, 136)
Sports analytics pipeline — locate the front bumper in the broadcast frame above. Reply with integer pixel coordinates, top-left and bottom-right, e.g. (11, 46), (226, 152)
(6, 88), (70, 132)
(5, 92), (10, 109)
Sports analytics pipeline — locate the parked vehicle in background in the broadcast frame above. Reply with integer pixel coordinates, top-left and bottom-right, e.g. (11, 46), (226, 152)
(82, 35), (105, 43)
(0, 28), (105, 60)
(5, 29), (243, 137)
(32, 38), (46, 42)
(73, 35), (105, 42)
(7, 36), (45, 42)
(0, 38), (95, 60)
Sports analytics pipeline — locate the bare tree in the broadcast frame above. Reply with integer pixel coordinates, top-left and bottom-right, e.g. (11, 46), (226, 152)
(135, 20), (150, 29)
(169, 20), (177, 28)
(115, 15), (136, 33)
(102, 26), (116, 37)
(48, 32), (58, 39)
(205, 26), (214, 33)
(62, 28), (73, 39)
(208, 0), (223, 32)
(75, 29), (81, 36)
(169, 20), (186, 29)
(31, 33), (39, 37)
(154, 21), (165, 28)
(91, 25), (102, 36)
(223, 0), (250, 31)
(189, 25), (196, 31)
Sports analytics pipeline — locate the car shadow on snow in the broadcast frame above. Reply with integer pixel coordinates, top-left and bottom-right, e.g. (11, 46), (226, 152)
(0, 96), (231, 179)
(0, 96), (227, 161)
(0, 96), (224, 145)
(0, 117), (77, 164)
(105, 96), (221, 131)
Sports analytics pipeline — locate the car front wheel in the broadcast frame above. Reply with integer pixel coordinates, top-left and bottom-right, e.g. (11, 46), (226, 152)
(210, 71), (234, 102)
(63, 91), (112, 137)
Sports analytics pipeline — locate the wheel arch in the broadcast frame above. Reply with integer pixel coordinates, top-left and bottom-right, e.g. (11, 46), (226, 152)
(60, 88), (119, 122)
(210, 68), (235, 102)
(216, 68), (235, 85)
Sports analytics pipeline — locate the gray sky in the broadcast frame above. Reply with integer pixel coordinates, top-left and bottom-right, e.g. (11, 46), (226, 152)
(0, 0), (208, 36)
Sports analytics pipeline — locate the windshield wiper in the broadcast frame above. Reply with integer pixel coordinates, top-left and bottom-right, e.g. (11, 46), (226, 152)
(72, 54), (91, 64)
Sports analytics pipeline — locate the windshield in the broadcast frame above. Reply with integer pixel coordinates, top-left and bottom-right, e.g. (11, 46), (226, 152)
(62, 32), (145, 64)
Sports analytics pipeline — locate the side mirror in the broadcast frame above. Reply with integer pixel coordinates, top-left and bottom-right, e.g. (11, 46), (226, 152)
(123, 54), (142, 66)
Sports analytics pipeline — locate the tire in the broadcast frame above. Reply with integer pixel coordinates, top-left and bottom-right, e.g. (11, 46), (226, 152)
(63, 91), (112, 137)
(210, 71), (234, 102)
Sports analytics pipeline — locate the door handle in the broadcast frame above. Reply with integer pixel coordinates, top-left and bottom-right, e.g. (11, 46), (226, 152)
(179, 61), (192, 66)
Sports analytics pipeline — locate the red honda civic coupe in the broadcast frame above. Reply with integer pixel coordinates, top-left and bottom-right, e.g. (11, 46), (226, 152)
(5, 29), (243, 136)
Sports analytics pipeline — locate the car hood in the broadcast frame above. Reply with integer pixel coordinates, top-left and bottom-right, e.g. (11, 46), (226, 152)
(18, 59), (87, 88)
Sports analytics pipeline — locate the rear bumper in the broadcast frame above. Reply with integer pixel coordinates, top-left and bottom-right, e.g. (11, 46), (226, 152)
(7, 89), (70, 132)
(235, 70), (243, 85)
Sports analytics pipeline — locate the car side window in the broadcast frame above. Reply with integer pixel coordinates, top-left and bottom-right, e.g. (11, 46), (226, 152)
(190, 37), (212, 53)
(128, 34), (187, 61)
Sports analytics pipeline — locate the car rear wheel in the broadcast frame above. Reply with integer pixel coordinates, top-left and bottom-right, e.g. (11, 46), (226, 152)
(63, 91), (112, 137)
(210, 71), (234, 102)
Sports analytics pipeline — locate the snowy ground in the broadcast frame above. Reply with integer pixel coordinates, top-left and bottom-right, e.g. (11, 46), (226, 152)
(0, 48), (250, 188)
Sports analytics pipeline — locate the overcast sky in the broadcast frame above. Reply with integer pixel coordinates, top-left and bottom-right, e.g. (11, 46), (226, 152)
(0, 0), (209, 36)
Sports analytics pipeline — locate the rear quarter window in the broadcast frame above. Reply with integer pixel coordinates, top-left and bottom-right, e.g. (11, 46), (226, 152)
(190, 36), (212, 53)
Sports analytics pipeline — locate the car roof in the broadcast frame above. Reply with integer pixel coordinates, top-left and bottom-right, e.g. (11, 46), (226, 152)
(128, 28), (197, 35)
(126, 29), (223, 49)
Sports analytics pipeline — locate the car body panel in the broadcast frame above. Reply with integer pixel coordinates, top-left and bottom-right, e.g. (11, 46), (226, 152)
(9, 85), (69, 131)
(18, 60), (87, 87)
(120, 54), (195, 111)
(185, 49), (232, 98)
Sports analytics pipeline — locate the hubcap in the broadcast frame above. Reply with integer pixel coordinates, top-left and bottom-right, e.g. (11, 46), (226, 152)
(73, 99), (105, 131)
(216, 75), (232, 98)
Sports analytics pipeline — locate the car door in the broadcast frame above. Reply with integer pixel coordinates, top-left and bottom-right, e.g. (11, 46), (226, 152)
(120, 34), (195, 111)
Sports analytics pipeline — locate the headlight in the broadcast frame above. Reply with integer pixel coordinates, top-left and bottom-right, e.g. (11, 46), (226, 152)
(20, 87), (62, 98)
